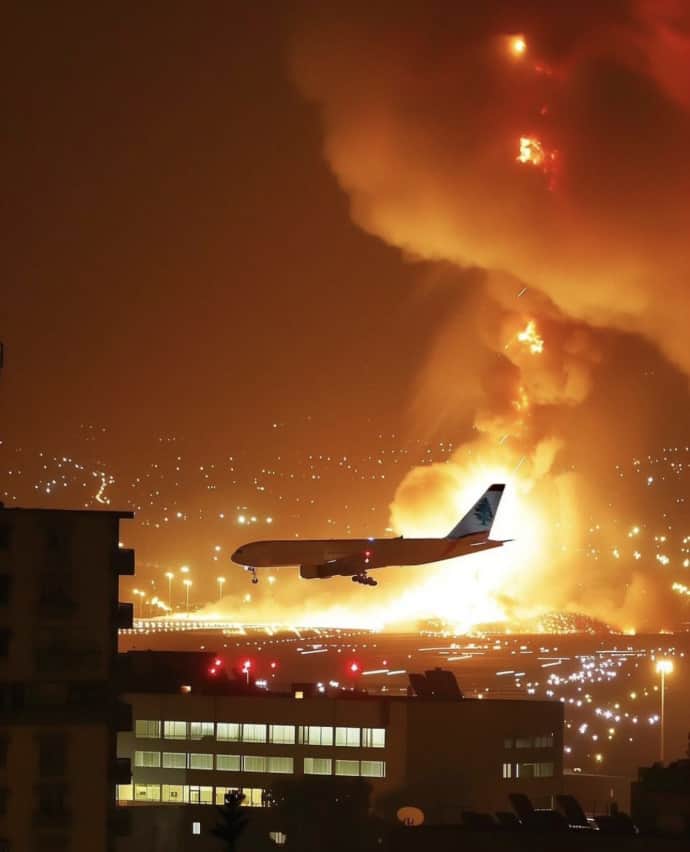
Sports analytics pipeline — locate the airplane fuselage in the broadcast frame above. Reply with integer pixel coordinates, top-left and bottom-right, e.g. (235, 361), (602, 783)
(232, 532), (500, 576)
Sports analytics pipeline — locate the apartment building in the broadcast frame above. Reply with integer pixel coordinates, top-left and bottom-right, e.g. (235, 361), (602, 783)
(0, 507), (134, 852)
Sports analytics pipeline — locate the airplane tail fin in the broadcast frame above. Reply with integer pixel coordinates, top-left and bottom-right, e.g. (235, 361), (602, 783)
(446, 484), (505, 540)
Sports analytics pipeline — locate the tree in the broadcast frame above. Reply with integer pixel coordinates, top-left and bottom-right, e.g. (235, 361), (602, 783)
(211, 790), (249, 852)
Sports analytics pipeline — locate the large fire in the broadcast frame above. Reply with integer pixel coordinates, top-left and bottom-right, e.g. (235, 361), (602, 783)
(516, 319), (544, 354)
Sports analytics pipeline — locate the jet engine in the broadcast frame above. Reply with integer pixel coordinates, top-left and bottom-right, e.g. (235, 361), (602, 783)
(300, 564), (329, 579)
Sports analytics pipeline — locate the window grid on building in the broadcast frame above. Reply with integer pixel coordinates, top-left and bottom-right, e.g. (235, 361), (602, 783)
(190, 722), (214, 740)
(335, 727), (360, 747)
(241, 723), (267, 743)
(304, 757), (332, 775)
(361, 727), (385, 748)
(163, 721), (188, 740)
(299, 725), (333, 747)
(162, 752), (186, 770)
(216, 754), (241, 772)
(134, 751), (161, 768)
(216, 723), (240, 742)
(189, 753), (214, 771)
(269, 724), (296, 744)
(135, 720), (161, 739)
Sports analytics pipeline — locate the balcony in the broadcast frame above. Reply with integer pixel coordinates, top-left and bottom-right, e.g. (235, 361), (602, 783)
(114, 548), (135, 576)
(112, 757), (131, 785)
(115, 603), (133, 630)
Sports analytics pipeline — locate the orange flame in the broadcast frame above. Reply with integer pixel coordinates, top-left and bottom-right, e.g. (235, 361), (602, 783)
(516, 319), (544, 354)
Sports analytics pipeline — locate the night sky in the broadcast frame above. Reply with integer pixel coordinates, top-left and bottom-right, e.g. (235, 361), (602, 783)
(4, 2), (690, 632)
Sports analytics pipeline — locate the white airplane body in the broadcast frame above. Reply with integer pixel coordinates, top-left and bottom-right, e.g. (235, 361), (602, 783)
(231, 484), (507, 586)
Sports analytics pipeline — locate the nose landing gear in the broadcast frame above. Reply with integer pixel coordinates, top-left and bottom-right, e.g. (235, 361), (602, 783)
(245, 566), (259, 584)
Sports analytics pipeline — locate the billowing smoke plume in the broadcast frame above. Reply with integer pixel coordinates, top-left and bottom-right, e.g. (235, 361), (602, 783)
(289, 1), (690, 630)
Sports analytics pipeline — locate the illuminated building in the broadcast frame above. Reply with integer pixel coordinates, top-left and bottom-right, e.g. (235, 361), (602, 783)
(0, 507), (134, 852)
(115, 656), (563, 846)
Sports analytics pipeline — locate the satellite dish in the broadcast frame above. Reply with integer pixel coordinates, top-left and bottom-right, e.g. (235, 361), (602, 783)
(397, 806), (424, 826)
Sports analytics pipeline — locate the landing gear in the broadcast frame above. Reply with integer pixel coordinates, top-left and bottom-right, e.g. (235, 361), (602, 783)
(245, 566), (259, 584)
(351, 573), (377, 587)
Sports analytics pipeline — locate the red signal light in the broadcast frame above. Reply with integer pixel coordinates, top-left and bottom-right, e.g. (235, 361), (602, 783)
(349, 662), (360, 674)
(214, 658), (222, 668)
(208, 666), (217, 676)
(242, 659), (252, 671)
(270, 661), (278, 669)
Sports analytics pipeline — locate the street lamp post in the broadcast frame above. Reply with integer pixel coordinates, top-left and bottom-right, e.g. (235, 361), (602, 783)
(183, 579), (192, 611)
(656, 659), (674, 763)
(217, 576), (226, 602)
(165, 572), (174, 609)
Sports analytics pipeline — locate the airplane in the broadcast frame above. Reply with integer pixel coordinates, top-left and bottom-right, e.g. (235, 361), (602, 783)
(231, 483), (508, 586)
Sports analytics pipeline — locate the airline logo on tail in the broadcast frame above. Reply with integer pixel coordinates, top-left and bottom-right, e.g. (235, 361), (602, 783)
(446, 484), (505, 540)
(473, 497), (494, 528)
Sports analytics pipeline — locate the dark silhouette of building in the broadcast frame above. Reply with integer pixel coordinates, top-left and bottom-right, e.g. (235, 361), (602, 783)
(632, 752), (690, 835)
(0, 507), (134, 851)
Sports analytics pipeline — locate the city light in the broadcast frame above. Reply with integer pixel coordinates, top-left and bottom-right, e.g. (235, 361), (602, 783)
(509, 35), (527, 57)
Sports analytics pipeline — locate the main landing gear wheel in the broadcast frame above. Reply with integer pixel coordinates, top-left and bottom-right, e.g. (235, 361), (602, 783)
(352, 573), (377, 587)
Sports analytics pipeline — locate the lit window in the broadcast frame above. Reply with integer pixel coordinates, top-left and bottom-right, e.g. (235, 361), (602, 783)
(217, 723), (240, 742)
(162, 752), (187, 770)
(241, 787), (266, 807)
(515, 737), (533, 749)
(134, 750), (161, 768)
(516, 762), (554, 779)
(534, 735), (554, 748)
(216, 754), (241, 772)
(361, 728), (385, 748)
(294, 690), (304, 699)
(304, 758), (332, 775)
(190, 722), (214, 740)
(187, 785), (213, 804)
(134, 784), (160, 802)
(269, 831), (287, 845)
(267, 756), (293, 774)
(163, 721), (188, 740)
(192, 822), (201, 835)
(502, 762), (512, 779)
(269, 724), (296, 745)
(299, 726), (333, 747)
(162, 784), (184, 802)
(117, 784), (133, 802)
(243, 755), (267, 772)
(135, 720), (161, 739)
(189, 753), (213, 771)
(215, 786), (240, 805)
(361, 760), (385, 778)
(335, 727), (360, 747)
(241, 724), (267, 743)
(335, 760), (359, 777)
